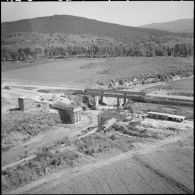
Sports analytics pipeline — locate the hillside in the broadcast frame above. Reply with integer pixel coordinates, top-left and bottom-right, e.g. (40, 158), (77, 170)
(141, 18), (193, 33)
(1, 15), (191, 42)
(1, 15), (193, 61)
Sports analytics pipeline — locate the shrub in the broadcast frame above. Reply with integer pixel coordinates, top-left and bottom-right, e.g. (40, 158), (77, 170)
(82, 106), (87, 111)
(110, 134), (116, 140)
(119, 79), (124, 85)
(142, 80), (146, 85)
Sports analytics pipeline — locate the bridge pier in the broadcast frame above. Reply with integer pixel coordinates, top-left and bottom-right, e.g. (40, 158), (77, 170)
(99, 90), (104, 104)
(93, 96), (99, 109)
(123, 96), (127, 105)
(100, 96), (104, 104)
(117, 97), (123, 110)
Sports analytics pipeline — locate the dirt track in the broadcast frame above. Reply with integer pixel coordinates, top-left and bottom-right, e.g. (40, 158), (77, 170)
(7, 126), (193, 194)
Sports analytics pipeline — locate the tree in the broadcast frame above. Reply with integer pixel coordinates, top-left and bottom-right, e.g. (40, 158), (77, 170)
(20, 51), (27, 61)
(2, 47), (12, 61)
(11, 51), (19, 61)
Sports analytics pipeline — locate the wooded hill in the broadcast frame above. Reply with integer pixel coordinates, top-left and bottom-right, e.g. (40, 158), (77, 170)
(1, 15), (193, 61)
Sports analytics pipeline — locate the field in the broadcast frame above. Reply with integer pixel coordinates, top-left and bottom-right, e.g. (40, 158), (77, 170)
(141, 77), (194, 97)
(2, 56), (193, 87)
(161, 77), (194, 96)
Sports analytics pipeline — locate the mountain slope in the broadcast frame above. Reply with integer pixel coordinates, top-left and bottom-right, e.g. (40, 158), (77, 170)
(140, 18), (193, 33)
(1, 15), (186, 42)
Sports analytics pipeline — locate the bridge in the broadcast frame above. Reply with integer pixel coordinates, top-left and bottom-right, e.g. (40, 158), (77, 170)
(73, 88), (193, 109)
(73, 89), (145, 109)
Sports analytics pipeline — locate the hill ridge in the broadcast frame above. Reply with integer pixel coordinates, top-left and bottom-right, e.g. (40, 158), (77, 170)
(140, 18), (193, 33)
(2, 14), (187, 42)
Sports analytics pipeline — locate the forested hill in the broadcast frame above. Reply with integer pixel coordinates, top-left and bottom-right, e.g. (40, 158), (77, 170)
(1, 15), (191, 41)
(1, 15), (193, 62)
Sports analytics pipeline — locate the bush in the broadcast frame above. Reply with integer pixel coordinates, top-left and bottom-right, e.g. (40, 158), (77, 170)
(119, 79), (124, 85)
(142, 80), (146, 85)
(110, 134), (116, 140)
(82, 106), (87, 111)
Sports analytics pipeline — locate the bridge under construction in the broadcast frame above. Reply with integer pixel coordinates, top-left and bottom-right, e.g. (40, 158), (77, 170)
(73, 88), (193, 109)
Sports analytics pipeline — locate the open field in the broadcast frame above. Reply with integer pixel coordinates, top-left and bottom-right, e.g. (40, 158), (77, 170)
(1, 59), (52, 72)
(2, 56), (193, 87)
(163, 77), (194, 92)
(141, 77), (194, 96)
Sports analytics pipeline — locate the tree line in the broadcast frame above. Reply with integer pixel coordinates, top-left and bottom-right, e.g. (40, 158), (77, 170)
(1, 47), (42, 62)
(1, 42), (193, 62)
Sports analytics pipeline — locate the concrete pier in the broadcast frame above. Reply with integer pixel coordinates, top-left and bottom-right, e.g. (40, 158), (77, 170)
(93, 96), (99, 109)
(117, 98), (123, 110)
(100, 95), (104, 104)
(18, 97), (34, 111)
(99, 90), (104, 104)
(123, 97), (127, 105)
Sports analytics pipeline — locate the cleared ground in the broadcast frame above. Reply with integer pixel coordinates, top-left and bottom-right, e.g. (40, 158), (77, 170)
(2, 56), (193, 87)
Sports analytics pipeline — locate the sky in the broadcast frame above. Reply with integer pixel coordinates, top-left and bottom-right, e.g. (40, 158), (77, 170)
(1, 1), (194, 27)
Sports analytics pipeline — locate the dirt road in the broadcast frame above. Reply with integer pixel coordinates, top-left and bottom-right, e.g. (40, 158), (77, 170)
(7, 126), (193, 194)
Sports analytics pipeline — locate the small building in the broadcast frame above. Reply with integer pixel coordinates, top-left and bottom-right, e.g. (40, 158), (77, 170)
(50, 103), (82, 124)
(147, 111), (185, 122)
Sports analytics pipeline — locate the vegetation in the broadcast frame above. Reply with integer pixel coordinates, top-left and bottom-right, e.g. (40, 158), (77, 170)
(112, 122), (162, 139)
(1, 15), (193, 62)
(2, 113), (61, 152)
(2, 146), (79, 192)
(2, 41), (193, 62)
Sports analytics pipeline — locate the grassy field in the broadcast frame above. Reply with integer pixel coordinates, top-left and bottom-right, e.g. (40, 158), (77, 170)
(164, 77), (194, 93)
(141, 77), (194, 96)
(2, 56), (193, 87)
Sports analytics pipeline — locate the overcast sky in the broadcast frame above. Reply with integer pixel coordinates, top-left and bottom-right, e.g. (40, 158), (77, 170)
(1, 1), (194, 26)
